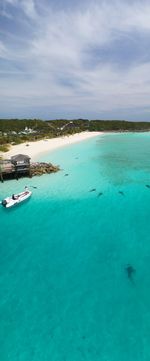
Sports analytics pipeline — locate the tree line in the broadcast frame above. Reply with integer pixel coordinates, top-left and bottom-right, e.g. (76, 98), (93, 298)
(0, 118), (150, 152)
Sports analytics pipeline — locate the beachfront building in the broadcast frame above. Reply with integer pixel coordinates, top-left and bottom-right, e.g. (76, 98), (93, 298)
(11, 154), (31, 174)
(0, 159), (15, 174)
(0, 158), (15, 182)
(0, 154), (31, 182)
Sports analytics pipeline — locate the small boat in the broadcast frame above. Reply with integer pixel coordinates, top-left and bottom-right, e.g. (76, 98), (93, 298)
(1, 187), (32, 208)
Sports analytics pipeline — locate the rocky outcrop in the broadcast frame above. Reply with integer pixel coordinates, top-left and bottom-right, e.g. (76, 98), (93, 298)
(30, 162), (60, 176)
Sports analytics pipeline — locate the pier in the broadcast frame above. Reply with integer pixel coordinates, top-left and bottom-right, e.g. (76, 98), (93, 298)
(0, 154), (59, 182)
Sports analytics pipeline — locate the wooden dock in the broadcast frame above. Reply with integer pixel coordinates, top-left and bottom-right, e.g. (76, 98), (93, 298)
(0, 154), (31, 182)
(0, 154), (59, 182)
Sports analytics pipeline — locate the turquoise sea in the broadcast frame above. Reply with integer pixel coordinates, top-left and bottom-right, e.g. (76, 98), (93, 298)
(1, 132), (150, 360)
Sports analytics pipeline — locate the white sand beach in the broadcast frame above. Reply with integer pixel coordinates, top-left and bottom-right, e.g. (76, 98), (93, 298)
(1, 131), (102, 160)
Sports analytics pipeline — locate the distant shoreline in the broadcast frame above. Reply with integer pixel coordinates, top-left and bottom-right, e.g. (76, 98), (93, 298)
(0, 131), (102, 161)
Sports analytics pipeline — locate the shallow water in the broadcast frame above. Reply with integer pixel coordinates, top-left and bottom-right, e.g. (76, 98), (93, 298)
(1, 133), (150, 360)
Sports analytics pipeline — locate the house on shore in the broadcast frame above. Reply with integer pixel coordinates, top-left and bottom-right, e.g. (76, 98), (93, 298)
(0, 159), (15, 174)
(0, 154), (31, 182)
(0, 154), (59, 182)
(11, 154), (31, 173)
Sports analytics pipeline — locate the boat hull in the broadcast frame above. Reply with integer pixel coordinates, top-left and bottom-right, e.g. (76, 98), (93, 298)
(2, 190), (32, 208)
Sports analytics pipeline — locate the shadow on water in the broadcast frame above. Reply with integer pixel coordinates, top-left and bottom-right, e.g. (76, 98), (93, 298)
(125, 264), (136, 285)
(118, 191), (125, 196)
(97, 192), (103, 197)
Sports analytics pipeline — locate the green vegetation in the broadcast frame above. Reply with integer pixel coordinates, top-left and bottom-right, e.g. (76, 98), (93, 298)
(0, 144), (10, 152)
(0, 118), (150, 152)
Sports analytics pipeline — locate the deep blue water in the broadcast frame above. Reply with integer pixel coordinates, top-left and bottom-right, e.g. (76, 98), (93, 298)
(1, 133), (150, 360)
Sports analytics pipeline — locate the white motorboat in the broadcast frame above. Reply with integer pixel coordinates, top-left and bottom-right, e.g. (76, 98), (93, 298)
(1, 187), (32, 208)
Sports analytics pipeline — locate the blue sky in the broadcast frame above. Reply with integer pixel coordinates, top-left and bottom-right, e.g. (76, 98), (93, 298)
(1, 0), (150, 120)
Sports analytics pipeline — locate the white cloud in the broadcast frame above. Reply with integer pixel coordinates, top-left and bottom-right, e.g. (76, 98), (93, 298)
(2, 0), (37, 18)
(0, 40), (9, 58)
(20, 0), (37, 19)
(4, 0), (18, 4)
(1, 0), (150, 118)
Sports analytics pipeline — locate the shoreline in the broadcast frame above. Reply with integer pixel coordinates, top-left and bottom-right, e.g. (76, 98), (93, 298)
(0, 131), (102, 160)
